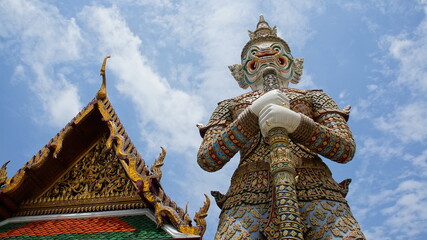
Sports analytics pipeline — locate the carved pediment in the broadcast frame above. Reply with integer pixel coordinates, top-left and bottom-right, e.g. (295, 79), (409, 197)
(16, 136), (145, 216)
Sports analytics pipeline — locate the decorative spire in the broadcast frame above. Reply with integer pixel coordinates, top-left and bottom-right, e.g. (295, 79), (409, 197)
(242, 15), (290, 58)
(248, 15), (277, 40)
(96, 56), (111, 100)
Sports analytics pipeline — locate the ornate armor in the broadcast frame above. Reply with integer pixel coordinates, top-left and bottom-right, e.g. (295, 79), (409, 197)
(197, 88), (365, 239)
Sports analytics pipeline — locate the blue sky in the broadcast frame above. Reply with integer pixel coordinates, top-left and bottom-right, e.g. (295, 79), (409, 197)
(1, 0), (427, 239)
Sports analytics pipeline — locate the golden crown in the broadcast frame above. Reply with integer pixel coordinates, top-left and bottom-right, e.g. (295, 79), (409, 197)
(241, 15), (291, 58)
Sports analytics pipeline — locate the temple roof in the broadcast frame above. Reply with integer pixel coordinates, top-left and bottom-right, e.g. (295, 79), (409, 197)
(0, 57), (209, 239)
(0, 211), (173, 239)
(0, 210), (199, 239)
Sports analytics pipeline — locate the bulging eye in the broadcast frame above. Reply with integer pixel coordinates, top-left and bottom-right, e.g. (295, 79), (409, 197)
(249, 61), (257, 70)
(251, 49), (258, 56)
(278, 57), (286, 65)
(273, 46), (281, 52)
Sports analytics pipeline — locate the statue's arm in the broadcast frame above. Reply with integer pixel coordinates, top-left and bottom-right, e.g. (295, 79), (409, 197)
(290, 91), (356, 163)
(197, 100), (259, 172)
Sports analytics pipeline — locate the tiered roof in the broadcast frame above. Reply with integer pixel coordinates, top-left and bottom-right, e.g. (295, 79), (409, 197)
(0, 57), (209, 239)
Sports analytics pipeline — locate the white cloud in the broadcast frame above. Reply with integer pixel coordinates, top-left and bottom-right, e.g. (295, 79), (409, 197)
(338, 89), (347, 99)
(351, 139), (427, 239)
(296, 73), (317, 89)
(350, 5), (427, 237)
(340, 1), (366, 11)
(168, 63), (195, 90)
(134, 0), (173, 8)
(404, 150), (427, 177)
(367, 84), (378, 91)
(35, 74), (82, 126)
(11, 65), (26, 84)
(0, 0), (83, 127)
(380, 5), (427, 93)
(151, 0), (323, 104)
(79, 5), (206, 154)
(270, 0), (324, 50)
(152, 0), (257, 103)
(363, 226), (392, 240)
(351, 99), (372, 120)
(362, 16), (381, 33)
(375, 101), (427, 142)
(382, 180), (427, 239)
(361, 0), (427, 213)
(358, 136), (404, 160)
(352, 167), (427, 239)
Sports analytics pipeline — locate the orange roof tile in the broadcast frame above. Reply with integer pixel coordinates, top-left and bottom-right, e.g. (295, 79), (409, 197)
(0, 217), (135, 237)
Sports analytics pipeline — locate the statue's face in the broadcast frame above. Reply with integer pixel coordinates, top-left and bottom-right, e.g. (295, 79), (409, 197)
(242, 41), (294, 90)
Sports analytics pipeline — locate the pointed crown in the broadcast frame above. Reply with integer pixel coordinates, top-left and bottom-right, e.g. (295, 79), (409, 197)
(241, 15), (291, 58)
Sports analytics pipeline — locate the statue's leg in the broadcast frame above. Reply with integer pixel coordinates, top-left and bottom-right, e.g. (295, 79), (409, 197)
(299, 200), (365, 240)
(215, 203), (270, 240)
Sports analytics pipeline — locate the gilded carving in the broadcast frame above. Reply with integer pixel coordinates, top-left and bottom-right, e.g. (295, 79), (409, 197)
(96, 56), (110, 100)
(150, 147), (166, 181)
(17, 136), (143, 216)
(0, 161), (10, 188)
(5, 56), (209, 238)
(194, 194), (211, 236)
(96, 75), (209, 237)
(41, 136), (134, 200)
(2, 102), (96, 193)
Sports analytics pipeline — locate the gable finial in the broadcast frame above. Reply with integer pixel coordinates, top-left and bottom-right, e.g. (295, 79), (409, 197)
(96, 56), (111, 100)
(0, 161), (10, 188)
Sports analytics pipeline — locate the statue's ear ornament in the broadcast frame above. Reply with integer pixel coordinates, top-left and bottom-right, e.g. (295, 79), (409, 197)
(291, 58), (304, 84)
(228, 64), (249, 89)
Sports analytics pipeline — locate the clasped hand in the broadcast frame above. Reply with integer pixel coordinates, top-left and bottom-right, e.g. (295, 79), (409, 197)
(249, 89), (301, 137)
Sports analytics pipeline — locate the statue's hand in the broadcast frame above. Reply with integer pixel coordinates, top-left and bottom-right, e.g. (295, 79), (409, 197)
(259, 104), (301, 137)
(249, 89), (289, 116)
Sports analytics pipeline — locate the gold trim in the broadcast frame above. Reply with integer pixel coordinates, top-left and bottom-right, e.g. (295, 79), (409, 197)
(0, 161), (10, 188)
(3, 57), (208, 237)
(34, 139), (101, 199)
(2, 102), (98, 193)
(150, 147), (166, 181)
(193, 194), (210, 236)
(96, 56), (110, 100)
(16, 201), (146, 216)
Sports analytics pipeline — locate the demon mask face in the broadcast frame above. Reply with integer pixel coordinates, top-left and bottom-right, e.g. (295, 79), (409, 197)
(228, 16), (304, 90)
(243, 41), (294, 90)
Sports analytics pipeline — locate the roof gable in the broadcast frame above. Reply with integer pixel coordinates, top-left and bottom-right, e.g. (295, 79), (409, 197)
(17, 135), (145, 216)
(0, 57), (209, 238)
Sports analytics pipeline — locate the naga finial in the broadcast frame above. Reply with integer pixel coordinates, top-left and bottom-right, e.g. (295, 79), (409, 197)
(194, 194), (210, 237)
(0, 161), (10, 188)
(150, 147), (166, 181)
(96, 56), (111, 100)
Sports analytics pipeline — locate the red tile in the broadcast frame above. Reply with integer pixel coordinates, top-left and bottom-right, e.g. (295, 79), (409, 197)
(0, 217), (136, 237)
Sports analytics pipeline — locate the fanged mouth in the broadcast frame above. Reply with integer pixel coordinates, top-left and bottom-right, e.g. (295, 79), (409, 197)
(255, 52), (277, 58)
(249, 53), (287, 70)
